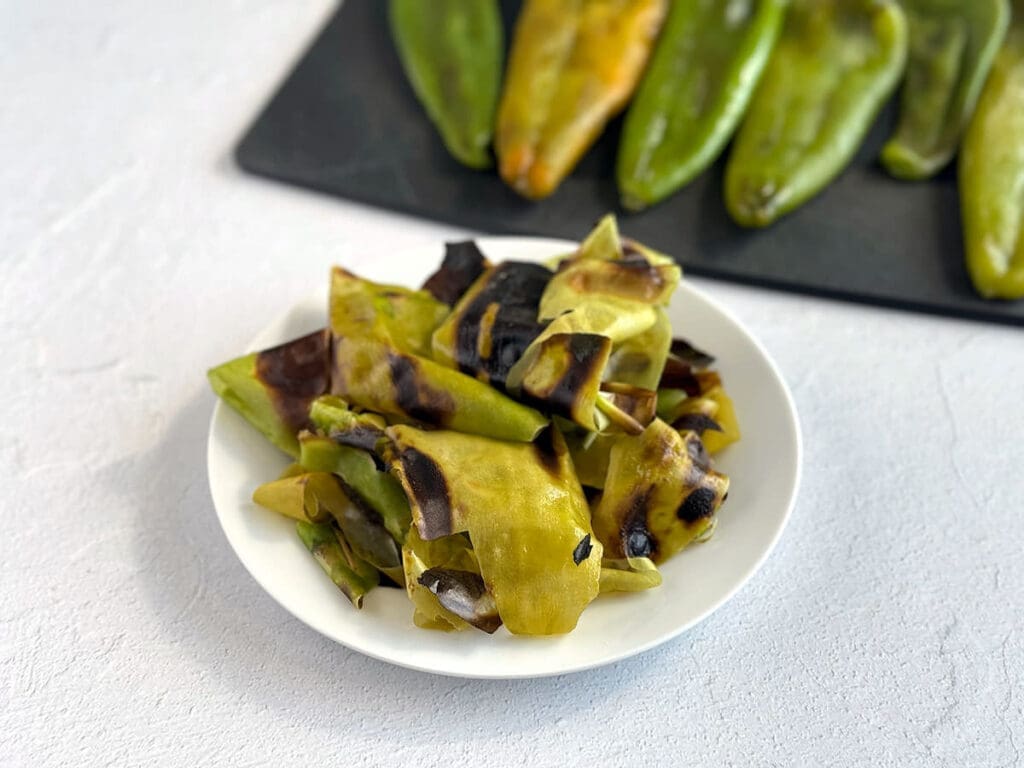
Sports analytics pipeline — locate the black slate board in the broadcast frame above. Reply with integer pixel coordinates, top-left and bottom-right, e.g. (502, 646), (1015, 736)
(236, 0), (1024, 328)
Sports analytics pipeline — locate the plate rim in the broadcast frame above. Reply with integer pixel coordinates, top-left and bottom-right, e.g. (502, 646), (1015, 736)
(206, 235), (803, 679)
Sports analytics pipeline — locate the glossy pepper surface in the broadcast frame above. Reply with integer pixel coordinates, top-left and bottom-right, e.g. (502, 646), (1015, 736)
(959, 0), (1024, 299)
(495, 0), (668, 199)
(388, 0), (504, 168)
(725, 0), (909, 227)
(617, 0), (789, 210)
(882, 0), (1009, 179)
(387, 424), (602, 635)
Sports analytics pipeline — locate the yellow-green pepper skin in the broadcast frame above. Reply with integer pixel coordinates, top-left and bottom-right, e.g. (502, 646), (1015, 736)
(960, 0), (1024, 299)
(882, 0), (1009, 179)
(618, 0), (789, 210)
(725, 0), (909, 227)
(207, 329), (331, 458)
(496, 0), (668, 199)
(328, 265), (549, 441)
(591, 419), (729, 563)
(387, 424), (602, 635)
(295, 522), (379, 609)
(388, 0), (504, 169)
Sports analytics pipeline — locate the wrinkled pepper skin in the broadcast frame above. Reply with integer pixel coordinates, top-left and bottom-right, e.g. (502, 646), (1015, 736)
(387, 424), (602, 635)
(882, 0), (1009, 179)
(389, 0), (504, 168)
(618, 0), (789, 210)
(960, 0), (1024, 300)
(295, 521), (379, 609)
(207, 329), (331, 458)
(496, 0), (668, 199)
(725, 0), (908, 227)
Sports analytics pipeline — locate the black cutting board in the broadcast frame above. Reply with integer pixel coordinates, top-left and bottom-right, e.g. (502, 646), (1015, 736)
(236, 0), (1024, 328)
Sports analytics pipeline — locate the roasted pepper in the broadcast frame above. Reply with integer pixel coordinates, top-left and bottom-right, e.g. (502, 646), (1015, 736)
(882, 0), (1009, 179)
(959, 0), (1024, 299)
(328, 266), (549, 441)
(591, 419), (729, 563)
(506, 217), (678, 431)
(387, 424), (602, 635)
(207, 329), (331, 457)
(496, 0), (668, 199)
(295, 521), (379, 609)
(388, 0), (504, 168)
(617, 0), (789, 210)
(725, 0), (909, 227)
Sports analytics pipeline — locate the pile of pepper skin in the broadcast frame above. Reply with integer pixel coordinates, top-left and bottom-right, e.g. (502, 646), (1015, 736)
(207, 216), (740, 636)
(389, 0), (1024, 300)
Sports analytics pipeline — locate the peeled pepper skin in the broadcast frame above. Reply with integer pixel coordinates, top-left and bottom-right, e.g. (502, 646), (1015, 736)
(959, 0), (1024, 300)
(725, 0), (909, 227)
(387, 424), (603, 636)
(388, 0), (504, 169)
(495, 0), (668, 199)
(617, 0), (789, 210)
(882, 0), (1009, 180)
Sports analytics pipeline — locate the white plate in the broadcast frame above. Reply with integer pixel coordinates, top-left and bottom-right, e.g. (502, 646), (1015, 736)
(207, 236), (801, 679)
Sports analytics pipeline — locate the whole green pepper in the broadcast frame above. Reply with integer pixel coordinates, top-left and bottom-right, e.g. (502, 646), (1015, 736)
(617, 0), (789, 211)
(496, 0), (668, 199)
(388, 0), (504, 169)
(882, 0), (1009, 179)
(959, 0), (1024, 299)
(725, 0), (909, 227)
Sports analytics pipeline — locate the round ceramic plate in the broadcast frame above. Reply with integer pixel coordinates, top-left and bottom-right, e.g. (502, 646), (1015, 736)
(207, 236), (801, 679)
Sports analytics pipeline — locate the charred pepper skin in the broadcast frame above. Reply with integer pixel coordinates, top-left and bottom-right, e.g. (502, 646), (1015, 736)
(388, 0), (504, 169)
(882, 0), (1010, 180)
(617, 0), (789, 211)
(495, 0), (668, 200)
(959, 0), (1024, 300)
(724, 0), (909, 228)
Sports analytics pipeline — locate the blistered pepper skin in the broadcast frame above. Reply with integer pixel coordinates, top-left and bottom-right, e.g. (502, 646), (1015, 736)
(725, 0), (908, 227)
(617, 0), (789, 211)
(882, 0), (1009, 180)
(496, 0), (667, 199)
(959, 0), (1024, 300)
(389, 0), (504, 169)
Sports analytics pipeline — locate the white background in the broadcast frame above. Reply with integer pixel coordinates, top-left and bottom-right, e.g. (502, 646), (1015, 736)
(2, 2), (1021, 766)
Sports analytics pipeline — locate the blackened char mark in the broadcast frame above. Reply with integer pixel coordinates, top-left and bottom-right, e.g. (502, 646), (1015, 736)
(573, 534), (593, 565)
(682, 432), (712, 471)
(531, 425), (563, 477)
(672, 413), (723, 435)
(541, 334), (610, 420)
(621, 487), (656, 559)
(399, 447), (454, 539)
(677, 487), (717, 524)
(421, 241), (489, 305)
(255, 328), (331, 431)
(418, 568), (502, 634)
(454, 262), (550, 387)
(669, 338), (715, 369)
(658, 356), (701, 394)
(387, 353), (456, 426)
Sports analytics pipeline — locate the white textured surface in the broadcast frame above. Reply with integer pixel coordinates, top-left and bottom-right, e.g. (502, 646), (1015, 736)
(1, 2), (1022, 766)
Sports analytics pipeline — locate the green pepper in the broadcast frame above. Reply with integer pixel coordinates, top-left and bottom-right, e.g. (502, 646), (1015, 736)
(388, 0), (504, 169)
(295, 521), (379, 609)
(496, 0), (668, 199)
(591, 419), (729, 563)
(330, 267), (449, 358)
(387, 424), (602, 635)
(506, 217), (678, 432)
(725, 0), (909, 227)
(599, 557), (663, 593)
(298, 433), (412, 543)
(959, 0), (1024, 300)
(252, 471), (347, 524)
(207, 329), (331, 458)
(882, 0), (1009, 179)
(617, 0), (789, 210)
